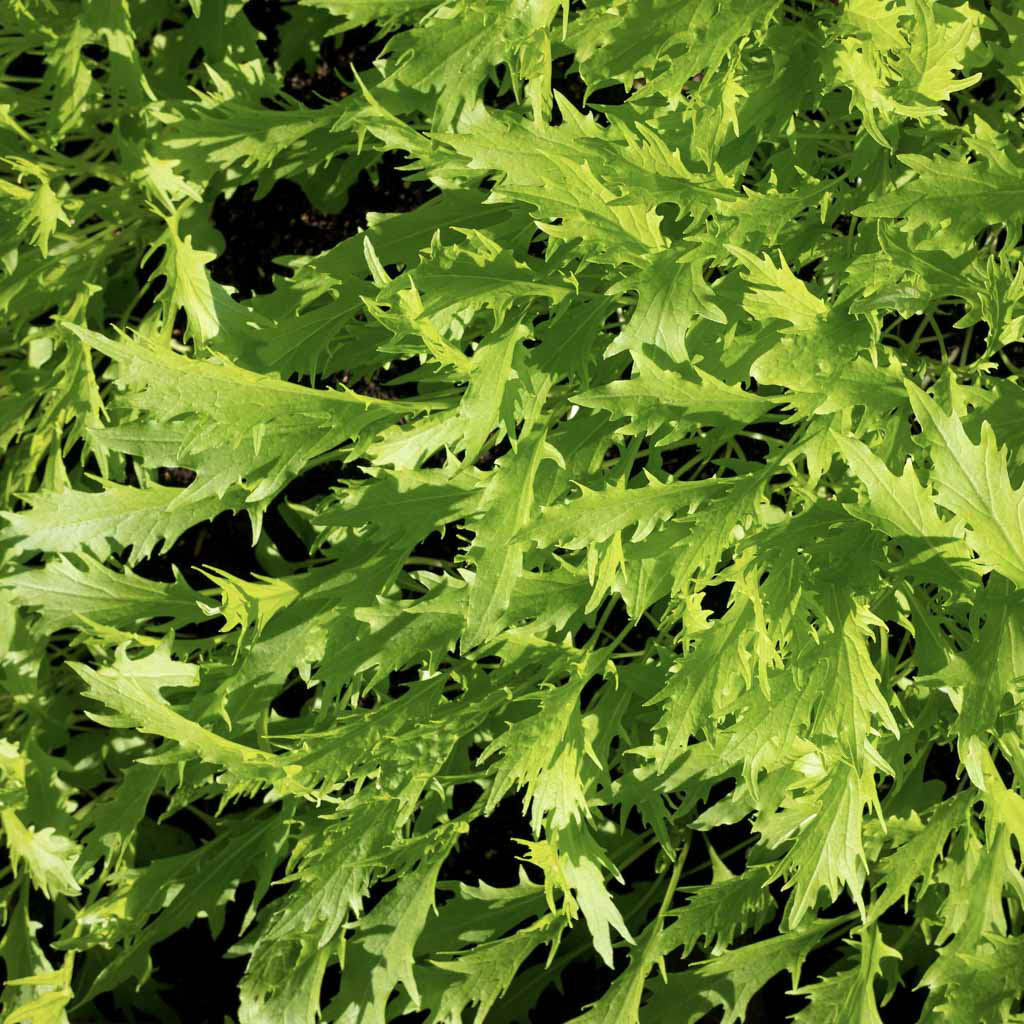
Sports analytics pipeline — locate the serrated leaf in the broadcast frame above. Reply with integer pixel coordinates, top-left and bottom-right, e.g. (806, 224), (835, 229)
(907, 382), (1024, 587)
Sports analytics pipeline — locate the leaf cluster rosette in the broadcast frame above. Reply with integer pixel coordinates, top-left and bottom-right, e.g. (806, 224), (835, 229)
(1, 1), (1024, 1021)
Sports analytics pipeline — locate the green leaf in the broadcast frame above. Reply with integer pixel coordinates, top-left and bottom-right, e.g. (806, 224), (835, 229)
(604, 245), (726, 363)
(854, 122), (1024, 247)
(516, 822), (632, 968)
(520, 474), (728, 551)
(574, 351), (773, 430)
(328, 824), (466, 1024)
(907, 382), (1024, 588)
(791, 925), (901, 1024)
(1, 480), (226, 565)
(462, 428), (555, 647)
(932, 935), (1024, 1023)
(480, 675), (594, 834)
(866, 793), (971, 924)
(1, 813), (81, 899)
(0, 893), (73, 1024)
(834, 431), (973, 575)
(0, 554), (202, 632)
(68, 642), (299, 791)
(642, 917), (844, 1023)
(767, 761), (869, 928)
(416, 916), (564, 1024)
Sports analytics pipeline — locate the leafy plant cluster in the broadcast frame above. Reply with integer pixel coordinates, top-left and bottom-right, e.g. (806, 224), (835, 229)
(2, 0), (1024, 1021)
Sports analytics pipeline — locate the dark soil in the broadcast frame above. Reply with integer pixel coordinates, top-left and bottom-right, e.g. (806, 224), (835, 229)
(282, 24), (389, 107)
(208, 150), (437, 298)
(241, 0), (291, 63)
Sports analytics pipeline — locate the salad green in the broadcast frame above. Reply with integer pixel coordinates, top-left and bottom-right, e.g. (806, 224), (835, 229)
(2, 1), (1024, 1021)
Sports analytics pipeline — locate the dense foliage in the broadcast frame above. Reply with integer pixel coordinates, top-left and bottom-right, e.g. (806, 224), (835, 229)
(2, 0), (1024, 1020)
